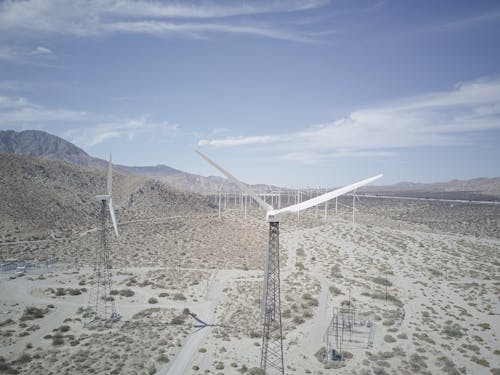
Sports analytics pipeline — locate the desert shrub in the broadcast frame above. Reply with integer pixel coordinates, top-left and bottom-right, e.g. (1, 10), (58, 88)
(442, 324), (464, 338)
(15, 353), (32, 364)
(55, 288), (66, 296)
(157, 354), (169, 363)
(58, 325), (70, 333)
(20, 306), (47, 321)
(120, 289), (134, 297)
(170, 316), (185, 325)
(67, 288), (81, 296)
(470, 356), (489, 367)
(0, 319), (14, 327)
(215, 362), (224, 370)
(158, 292), (168, 298)
(249, 331), (260, 338)
(293, 316), (305, 324)
(248, 367), (263, 375)
(110, 290), (119, 295)
(409, 354), (428, 372)
(384, 335), (396, 343)
(477, 322), (490, 330)
(198, 348), (206, 353)
(173, 293), (186, 301)
(148, 297), (158, 304)
(329, 286), (342, 296)
(52, 333), (64, 346)
(371, 276), (392, 286)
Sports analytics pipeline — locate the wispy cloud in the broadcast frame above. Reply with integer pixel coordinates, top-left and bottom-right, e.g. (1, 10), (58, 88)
(31, 46), (55, 56)
(0, 94), (179, 148)
(0, 95), (85, 124)
(0, 45), (56, 64)
(440, 10), (500, 32)
(63, 117), (180, 147)
(198, 76), (500, 163)
(0, 0), (330, 43)
(0, 80), (32, 92)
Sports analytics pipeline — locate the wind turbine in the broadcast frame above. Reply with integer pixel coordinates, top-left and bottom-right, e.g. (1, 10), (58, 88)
(86, 155), (120, 327)
(196, 150), (382, 374)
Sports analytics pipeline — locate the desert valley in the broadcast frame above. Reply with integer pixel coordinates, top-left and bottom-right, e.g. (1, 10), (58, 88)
(0, 131), (499, 375)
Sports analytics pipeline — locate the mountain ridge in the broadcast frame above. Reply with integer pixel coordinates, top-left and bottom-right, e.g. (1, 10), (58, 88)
(1, 129), (499, 199)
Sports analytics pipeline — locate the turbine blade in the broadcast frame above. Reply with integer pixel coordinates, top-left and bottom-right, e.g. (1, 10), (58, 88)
(272, 174), (382, 216)
(195, 150), (273, 212)
(108, 198), (119, 237)
(107, 154), (113, 196)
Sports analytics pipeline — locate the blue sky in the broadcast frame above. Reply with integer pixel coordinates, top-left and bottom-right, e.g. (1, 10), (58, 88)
(1, 0), (500, 187)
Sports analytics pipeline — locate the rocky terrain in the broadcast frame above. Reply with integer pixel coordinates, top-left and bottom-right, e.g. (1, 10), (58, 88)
(0, 152), (216, 242)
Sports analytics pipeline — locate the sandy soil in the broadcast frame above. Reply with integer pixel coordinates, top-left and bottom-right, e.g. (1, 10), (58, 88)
(1, 202), (499, 374)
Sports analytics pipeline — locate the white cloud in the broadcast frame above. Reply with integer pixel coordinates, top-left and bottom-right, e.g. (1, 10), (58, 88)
(0, 94), (181, 147)
(31, 46), (54, 56)
(282, 150), (396, 164)
(198, 76), (500, 163)
(63, 117), (180, 147)
(0, 45), (56, 64)
(0, 0), (329, 43)
(211, 127), (230, 135)
(0, 95), (85, 125)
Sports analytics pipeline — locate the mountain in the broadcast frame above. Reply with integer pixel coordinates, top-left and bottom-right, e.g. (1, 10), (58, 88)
(0, 152), (215, 241)
(0, 130), (105, 168)
(365, 177), (500, 201)
(1, 129), (499, 200)
(0, 130), (279, 194)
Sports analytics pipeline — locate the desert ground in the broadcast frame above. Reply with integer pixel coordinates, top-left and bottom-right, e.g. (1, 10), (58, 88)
(1, 196), (499, 374)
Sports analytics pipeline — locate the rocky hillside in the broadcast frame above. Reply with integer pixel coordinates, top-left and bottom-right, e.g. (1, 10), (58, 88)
(0, 130), (105, 168)
(0, 130), (281, 194)
(0, 152), (216, 242)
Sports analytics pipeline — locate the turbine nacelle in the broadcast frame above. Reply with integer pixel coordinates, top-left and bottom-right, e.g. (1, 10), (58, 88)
(97, 155), (119, 237)
(266, 211), (280, 223)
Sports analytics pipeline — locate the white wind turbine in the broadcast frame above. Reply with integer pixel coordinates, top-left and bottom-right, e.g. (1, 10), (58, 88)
(196, 150), (382, 374)
(86, 155), (120, 327)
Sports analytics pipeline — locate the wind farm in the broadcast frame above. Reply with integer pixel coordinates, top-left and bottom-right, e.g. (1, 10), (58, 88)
(0, 134), (499, 374)
(1, 1), (500, 373)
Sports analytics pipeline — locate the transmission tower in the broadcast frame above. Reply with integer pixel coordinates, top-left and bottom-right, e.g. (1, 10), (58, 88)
(260, 222), (284, 374)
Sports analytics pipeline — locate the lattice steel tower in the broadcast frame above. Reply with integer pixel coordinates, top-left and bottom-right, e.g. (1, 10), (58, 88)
(260, 221), (284, 374)
(85, 155), (119, 327)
